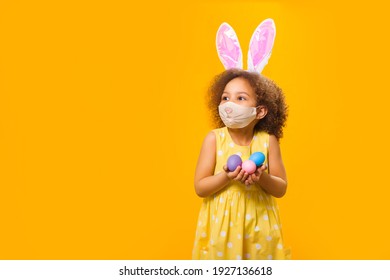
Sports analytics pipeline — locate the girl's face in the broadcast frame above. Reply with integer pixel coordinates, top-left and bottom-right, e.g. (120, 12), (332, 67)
(220, 77), (257, 107)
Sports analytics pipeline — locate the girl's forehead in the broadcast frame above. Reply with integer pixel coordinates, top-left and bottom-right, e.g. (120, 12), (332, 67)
(224, 77), (255, 94)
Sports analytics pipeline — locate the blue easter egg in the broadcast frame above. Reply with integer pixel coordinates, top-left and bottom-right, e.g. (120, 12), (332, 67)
(249, 152), (265, 167)
(227, 154), (242, 172)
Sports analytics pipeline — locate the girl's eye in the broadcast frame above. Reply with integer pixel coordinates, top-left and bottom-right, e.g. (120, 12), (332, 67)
(238, 96), (246, 101)
(222, 96), (229, 101)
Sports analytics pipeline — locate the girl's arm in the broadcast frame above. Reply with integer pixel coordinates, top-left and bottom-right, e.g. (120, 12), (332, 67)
(194, 132), (229, 197)
(194, 132), (246, 198)
(257, 134), (288, 198)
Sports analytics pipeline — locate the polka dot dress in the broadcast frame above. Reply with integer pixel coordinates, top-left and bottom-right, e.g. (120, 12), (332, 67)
(192, 127), (290, 260)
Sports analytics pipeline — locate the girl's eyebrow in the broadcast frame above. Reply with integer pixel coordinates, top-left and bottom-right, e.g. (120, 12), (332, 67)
(222, 91), (249, 95)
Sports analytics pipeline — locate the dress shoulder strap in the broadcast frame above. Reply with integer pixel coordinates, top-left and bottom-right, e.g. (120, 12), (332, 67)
(212, 127), (227, 151)
(251, 130), (270, 170)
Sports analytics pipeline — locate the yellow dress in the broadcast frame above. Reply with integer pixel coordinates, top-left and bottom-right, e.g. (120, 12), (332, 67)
(192, 127), (290, 260)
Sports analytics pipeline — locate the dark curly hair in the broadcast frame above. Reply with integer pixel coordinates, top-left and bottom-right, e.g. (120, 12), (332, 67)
(207, 68), (288, 140)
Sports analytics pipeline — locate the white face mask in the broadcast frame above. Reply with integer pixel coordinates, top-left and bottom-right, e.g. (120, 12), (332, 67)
(218, 101), (258, 129)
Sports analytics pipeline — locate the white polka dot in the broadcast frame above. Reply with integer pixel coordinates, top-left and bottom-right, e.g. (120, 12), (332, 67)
(245, 233), (250, 239)
(253, 136), (258, 140)
(212, 215), (215, 220)
(274, 224), (279, 230)
(198, 221), (202, 226)
(277, 244), (283, 250)
(237, 234), (241, 239)
(227, 242), (233, 248)
(203, 251), (207, 254)
(245, 253), (251, 259)
(235, 152), (242, 157)
(210, 239), (214, 245)
(230, 201), (234, 206)
(230, 221), (234, 227)
(245, 214), (251, 220)
(215, 217), (218, 223)
(236, 255), (242, 260)
(263, 214), (269, 220)
(225, 210), (229, 216)
(255, 243), (262, 250)
(238, 213), (240, 217)
(217, 150), (223, 156)
(229, 142), (235, 148)
(254, 226), (260, 232)
(264, 142), (268, 148)
(266, 236), (272, 241)
(217, 252), (223, 257)
(219, 197), (224, 203)
(201, 232), (207, 238)
(220, 231), (226, 237)
(220, 132), (225, 138)
(267, 255), (273, 260)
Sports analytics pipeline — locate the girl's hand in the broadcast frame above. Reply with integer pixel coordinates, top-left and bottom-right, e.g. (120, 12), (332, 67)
(223, 165), (250, 184)
(245, 164), (267, 186)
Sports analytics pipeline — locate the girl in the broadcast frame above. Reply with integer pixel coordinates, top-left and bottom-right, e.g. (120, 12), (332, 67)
(192, 20), (290, 260)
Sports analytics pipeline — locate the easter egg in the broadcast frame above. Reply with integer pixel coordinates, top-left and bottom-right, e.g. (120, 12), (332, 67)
(227, 154), (242, 171)
(249, 152), (265, 167)
(242, 160), (257, 174)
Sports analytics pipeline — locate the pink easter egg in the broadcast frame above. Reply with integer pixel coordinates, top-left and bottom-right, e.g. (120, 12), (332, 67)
(242, 160), (257, 174)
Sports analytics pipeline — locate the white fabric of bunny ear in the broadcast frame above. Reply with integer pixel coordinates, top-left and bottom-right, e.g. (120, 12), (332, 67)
(247, 18), (276, 73)
(216, 22), (243, 70)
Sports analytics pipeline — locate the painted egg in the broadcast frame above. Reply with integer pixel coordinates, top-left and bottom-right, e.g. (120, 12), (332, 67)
(227, 154), (242, 172)
(242, 160), (257, 174)
(249, 152), (265, 167)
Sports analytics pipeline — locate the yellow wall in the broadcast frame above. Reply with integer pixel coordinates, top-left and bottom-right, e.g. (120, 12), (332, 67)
(1, 0), (390, 259)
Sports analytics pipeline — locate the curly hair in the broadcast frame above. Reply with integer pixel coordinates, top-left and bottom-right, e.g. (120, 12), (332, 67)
(207, 68), (288, 140)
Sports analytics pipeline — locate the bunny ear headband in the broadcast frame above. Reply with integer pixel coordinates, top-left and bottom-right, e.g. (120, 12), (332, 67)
(216, 18), (276, 73)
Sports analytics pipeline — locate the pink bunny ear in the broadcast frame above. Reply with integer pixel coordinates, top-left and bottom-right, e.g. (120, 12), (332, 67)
(216, 22), (243, 70)
(247, 19), (276, 73)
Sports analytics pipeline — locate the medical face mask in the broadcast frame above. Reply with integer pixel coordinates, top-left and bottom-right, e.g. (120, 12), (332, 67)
(218, 101), (258, 129)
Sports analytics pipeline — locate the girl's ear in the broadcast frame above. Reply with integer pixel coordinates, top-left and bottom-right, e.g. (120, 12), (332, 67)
(216, 22), (243, 70)
(247, 19), (276, 73)
(256, 105), (268, 119)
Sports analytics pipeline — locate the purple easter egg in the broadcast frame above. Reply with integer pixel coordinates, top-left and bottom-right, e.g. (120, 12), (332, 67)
(242, 160), (257, 174)
(227, 154), (242, 171)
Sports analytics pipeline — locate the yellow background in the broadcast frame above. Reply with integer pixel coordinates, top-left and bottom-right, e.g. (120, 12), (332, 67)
(1, 0), (390, 259)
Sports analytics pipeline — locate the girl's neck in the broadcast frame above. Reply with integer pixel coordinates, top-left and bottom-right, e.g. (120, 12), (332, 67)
(227, 125), (255, 146)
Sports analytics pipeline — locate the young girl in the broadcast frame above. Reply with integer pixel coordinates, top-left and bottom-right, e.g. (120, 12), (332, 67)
(192, 20), (290, 260)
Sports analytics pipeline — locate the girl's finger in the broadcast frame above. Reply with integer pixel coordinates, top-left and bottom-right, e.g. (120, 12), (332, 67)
(230, 166), (241, 178)
(241, 172), (249, 182)
(251, 174), (257, 182)
(235, 169), (245, 181)
(234, 165), (242, 174)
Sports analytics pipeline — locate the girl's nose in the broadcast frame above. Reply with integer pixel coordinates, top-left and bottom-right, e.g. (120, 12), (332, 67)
(225, 107), (233, 114)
